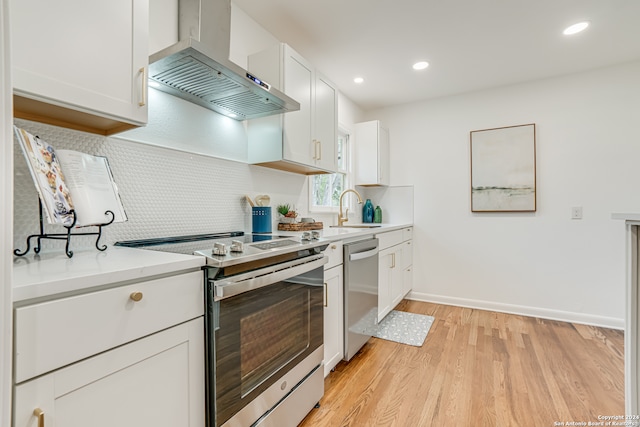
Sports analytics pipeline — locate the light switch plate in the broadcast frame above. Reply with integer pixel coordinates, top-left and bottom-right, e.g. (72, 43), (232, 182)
(571, 207), (583, 220)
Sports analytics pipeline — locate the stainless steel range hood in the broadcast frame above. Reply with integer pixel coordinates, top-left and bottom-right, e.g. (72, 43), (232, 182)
(148, 0), (299, 121)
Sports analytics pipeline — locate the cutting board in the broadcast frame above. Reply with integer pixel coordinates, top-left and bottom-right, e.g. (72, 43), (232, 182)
(277, 222), (323, 231)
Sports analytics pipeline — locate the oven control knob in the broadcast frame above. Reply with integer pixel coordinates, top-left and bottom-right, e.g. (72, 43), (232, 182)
(230, 240), (244, 253)
(212, 242), (227, 256)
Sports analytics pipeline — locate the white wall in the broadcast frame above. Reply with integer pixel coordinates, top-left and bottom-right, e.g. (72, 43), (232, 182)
(1, 0), (12, 423)
(229, 2), (279, 68)
(368, 61), (640, 328)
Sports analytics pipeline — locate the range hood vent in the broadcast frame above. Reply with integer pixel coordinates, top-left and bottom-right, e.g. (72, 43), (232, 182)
(148, 0), (299, 120)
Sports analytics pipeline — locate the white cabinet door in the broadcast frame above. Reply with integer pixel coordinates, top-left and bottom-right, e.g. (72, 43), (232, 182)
(403, 265), (413, 298)
(378, 246), (392, 322)
(313, 73), (337, 172)
(376, 229), (411, 320)
(389, 244), (404, 309)
(378, 244), (403, 322)
(14, 318), (205, 427)
(378, 125), (390, 185)
(11, 0), (148, 130)
(282, 49), (314, 166)
(355, 120), (390, 186)
(323, 265), (343, 376)
(402, 240), (413, 297)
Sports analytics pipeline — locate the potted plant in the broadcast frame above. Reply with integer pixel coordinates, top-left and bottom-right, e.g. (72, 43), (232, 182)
(277, 204), (298, 223)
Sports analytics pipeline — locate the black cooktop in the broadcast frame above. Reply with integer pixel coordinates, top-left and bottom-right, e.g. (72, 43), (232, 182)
(116, 231), (328, 269)
(115, 232), (284, 255)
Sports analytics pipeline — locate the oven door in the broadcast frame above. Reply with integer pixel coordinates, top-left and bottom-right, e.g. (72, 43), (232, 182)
(209, 254), (327, 427)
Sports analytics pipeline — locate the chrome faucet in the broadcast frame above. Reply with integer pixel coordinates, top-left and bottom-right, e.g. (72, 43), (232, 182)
(338, 189), (364, 226)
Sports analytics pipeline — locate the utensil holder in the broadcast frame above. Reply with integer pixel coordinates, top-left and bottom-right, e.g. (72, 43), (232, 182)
(252, 207), (272, 233)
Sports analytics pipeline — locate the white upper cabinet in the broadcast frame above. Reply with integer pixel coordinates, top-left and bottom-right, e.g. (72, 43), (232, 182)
(11, 0), (149, 135)
(314, 73), (338, 172)
(248, 43), (337, 175)
(355, 120), (390, 186)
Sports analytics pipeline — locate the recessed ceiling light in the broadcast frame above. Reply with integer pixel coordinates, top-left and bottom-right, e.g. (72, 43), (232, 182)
(354, 77), (364, 84)
(413, 61), (429, 70)
(563, 21), (590, 35)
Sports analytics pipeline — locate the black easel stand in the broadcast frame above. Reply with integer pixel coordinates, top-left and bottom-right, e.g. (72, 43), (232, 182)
(14, 199), (115, 258)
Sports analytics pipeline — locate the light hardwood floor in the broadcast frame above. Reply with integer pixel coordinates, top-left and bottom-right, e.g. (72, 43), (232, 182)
(300, 300), (624, 427)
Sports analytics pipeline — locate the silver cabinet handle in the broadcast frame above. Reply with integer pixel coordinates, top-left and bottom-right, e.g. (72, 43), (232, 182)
(139, 67), (147, 107)
(324, 282), (328, 307)
(391, 253), (396, 268)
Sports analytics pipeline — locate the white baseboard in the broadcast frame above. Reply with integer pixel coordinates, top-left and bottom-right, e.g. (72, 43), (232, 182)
(407, 291), (625, 330)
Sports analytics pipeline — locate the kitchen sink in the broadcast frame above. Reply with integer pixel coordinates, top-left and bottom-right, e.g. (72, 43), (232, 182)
(330, 224), (382, 228)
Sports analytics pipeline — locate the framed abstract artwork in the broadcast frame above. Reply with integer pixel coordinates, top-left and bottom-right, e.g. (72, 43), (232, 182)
(470, 123), (536, 212)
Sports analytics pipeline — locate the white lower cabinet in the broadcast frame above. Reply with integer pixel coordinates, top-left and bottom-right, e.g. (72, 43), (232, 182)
(402, 239), (414, 296)
(323, 241), (343, 376)
(376, 227), (413, 322)
(13, 270), (205, 427)
(378, 243), (404, 322)
(13, 318), (205, 427)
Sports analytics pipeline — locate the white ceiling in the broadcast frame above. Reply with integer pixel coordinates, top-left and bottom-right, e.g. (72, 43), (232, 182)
(232, 0), (640, 111)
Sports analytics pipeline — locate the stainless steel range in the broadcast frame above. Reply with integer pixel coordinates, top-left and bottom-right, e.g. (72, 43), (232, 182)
(116, 232), (329, 427)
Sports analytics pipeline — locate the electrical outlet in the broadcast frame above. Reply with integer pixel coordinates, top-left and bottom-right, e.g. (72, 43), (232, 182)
(571, 207), (583, 220)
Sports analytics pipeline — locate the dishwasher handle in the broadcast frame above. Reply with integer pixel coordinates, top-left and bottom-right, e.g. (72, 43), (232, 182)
(349, 247), (379, 262)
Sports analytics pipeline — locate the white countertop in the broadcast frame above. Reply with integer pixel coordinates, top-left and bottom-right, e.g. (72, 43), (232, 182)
(12, 223), (411, 304)
(13, 246), (205, 303)
(278, 223), (412, 242)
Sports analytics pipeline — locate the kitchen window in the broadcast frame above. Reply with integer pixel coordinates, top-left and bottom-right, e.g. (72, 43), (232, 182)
(310, 128), (350, 212)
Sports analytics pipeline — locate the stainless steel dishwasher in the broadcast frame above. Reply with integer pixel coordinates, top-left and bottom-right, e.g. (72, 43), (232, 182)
(343, 237), (379, 361)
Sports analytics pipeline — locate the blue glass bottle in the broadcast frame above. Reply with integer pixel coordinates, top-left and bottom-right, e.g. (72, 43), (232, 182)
(363, 199), (374, 223)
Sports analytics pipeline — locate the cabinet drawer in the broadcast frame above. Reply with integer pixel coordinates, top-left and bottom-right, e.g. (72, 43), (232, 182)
(402, 227), (413, 241)
(375, 230), (403, 250)
(14, 271), (203, 383)
(323, 241), (343, 270)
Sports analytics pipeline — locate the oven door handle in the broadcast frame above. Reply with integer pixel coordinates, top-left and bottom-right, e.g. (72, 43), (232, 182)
(213, 254), (328, 299)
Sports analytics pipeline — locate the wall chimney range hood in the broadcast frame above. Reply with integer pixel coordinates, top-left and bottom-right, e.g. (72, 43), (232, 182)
(148, 0), (300, 120)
